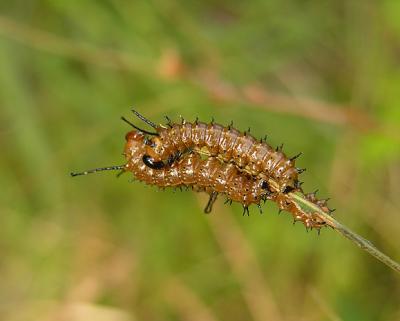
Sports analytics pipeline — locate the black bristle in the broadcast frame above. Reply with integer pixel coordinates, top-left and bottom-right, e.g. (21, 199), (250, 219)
(290, 152), (302, 161)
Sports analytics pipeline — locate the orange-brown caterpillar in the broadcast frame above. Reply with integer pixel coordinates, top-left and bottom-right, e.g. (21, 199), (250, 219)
(131, 110), (303, 194)
(71, 112), (333, 230)
(125, 131), (329, 229)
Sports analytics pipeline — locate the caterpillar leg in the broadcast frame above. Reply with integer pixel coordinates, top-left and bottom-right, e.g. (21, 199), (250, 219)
(204, 191), (218, 214)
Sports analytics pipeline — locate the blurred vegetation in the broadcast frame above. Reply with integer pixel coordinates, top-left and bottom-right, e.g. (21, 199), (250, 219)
(0, 1), (399, 321)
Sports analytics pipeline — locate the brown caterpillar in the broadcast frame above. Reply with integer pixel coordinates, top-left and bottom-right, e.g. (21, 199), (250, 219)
(126, 131), (329, 228)
(71, 119), (332, 229)
(126, 110), (303, 194)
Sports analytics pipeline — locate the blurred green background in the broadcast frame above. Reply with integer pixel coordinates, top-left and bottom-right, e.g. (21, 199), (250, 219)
(1, 1), (399, 320)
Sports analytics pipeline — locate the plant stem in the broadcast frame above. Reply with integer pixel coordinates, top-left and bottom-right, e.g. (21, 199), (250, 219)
(289, 192), (400, 274)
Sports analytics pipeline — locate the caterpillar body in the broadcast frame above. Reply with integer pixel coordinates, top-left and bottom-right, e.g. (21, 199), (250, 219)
(141, 116), (303, 194)
(124, 130), (328, 228)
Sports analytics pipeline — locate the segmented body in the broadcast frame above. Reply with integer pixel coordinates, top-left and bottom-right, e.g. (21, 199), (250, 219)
(124, 130), (328, 228)
(145, 120), (301, 193)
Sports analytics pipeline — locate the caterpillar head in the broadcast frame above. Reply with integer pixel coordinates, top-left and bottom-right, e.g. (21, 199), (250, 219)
(124, 130), (146, 157)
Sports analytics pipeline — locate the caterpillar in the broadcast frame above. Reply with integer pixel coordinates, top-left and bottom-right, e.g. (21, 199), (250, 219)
(126, 110), (303, 194)
(71, 114), (333, 230)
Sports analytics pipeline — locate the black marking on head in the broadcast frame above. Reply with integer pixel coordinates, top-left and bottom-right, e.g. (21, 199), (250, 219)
(142, 155), (165, 169)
